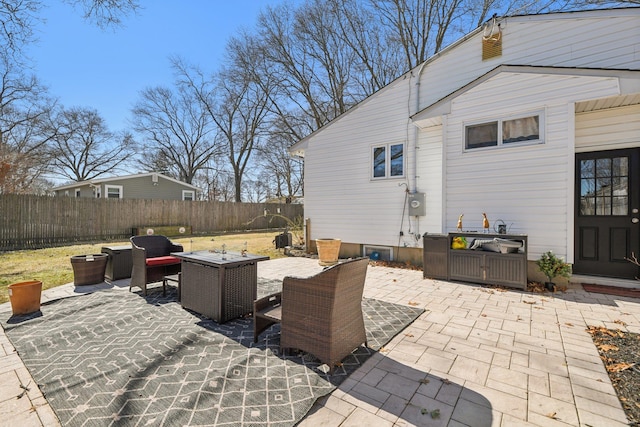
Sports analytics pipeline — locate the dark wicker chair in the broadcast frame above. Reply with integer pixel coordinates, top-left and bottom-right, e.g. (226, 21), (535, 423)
(130, 235), (183, 296)
(253, 257), (369, 371)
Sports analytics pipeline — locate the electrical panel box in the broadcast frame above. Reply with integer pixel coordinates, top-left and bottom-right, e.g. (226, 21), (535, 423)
(408, 192), (426, 216)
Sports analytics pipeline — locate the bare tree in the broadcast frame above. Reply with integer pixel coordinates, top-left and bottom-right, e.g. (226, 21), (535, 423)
(0, 51), (56, 194)
(192, 158), (236, 202)
(131, 83), (217, 184)
(0, 0), (140, 193)
(1, 0), (139, 61)
(256, 1), (362, 132)
(0, 0), (41, 61)
(256, 116), (303, 202)
(63, 0), (140, 28)
(327, 0), (404, 97)
(47, 106), (134, 181)
(173, 48), (274, 203)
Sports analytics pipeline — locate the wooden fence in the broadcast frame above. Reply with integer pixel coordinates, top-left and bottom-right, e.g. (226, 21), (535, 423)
(0, 194), (304, 251)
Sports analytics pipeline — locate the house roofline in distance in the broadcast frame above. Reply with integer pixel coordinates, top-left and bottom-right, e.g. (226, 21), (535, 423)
(52, 172), (201, 192)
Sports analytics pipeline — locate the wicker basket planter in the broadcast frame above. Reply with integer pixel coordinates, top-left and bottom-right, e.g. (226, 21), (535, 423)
(71, 254), (108, 286)
(8, 280), (42, 315)
(316, 238), (341, 266)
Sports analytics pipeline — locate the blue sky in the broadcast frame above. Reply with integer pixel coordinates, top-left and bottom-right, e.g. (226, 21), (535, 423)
(27, 1), (291, 132)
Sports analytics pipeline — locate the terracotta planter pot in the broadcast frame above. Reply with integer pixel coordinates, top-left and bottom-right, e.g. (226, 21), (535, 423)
(316, 238), (341, 266)
(8, 280), (42, 315)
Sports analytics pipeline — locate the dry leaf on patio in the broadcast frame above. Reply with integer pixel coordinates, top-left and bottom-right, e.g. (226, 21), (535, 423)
(523, 300), (536, 304)
(546, 412), (558, 419)
(607, 362), (634, 373)
(565, 323), (574, 327)
(408, 301), (419, 306)
(614, 319), (628, 326)
(405, 333), (414, 337)
(419, 378), (430, 384)
(598, 344), (619, 352)
(441, 378), (452, 385)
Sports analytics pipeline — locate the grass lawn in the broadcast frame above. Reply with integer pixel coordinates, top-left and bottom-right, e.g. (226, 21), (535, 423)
(0, 232), (288, 305)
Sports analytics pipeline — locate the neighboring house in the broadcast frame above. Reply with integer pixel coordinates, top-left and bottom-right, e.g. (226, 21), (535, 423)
(290, 8), (640, 281)
(52, 173), (200, 201)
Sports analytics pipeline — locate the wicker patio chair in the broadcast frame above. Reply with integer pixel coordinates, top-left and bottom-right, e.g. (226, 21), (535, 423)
(253, 257), (369, 371)
(130, 235), (183, 296)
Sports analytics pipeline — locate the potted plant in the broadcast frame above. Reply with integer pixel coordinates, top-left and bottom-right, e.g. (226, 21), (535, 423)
(536, 251), (572, 291)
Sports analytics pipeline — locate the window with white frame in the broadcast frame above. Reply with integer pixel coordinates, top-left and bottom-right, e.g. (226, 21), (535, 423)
(105, 185), (123, 199)
(465, 112), (542, 150)
(182, 190), (195, 201)
(372, 143), (404, 179)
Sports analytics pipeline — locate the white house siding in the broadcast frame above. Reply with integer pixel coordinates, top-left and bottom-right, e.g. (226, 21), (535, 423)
(575, 104), (640, 153)
(300, 9), (640, 253)
(304, 76), (417, 247)
(442, 72), (623, 262)
(415, 126), (444, 233)
(414, 10), (640, 112)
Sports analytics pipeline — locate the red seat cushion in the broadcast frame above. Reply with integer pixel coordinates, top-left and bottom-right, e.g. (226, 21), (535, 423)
(146, 256), (181, 267)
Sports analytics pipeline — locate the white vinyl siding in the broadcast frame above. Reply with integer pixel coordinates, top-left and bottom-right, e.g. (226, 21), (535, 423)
(414, 12), (639, 114)
(575, 104), (640, 153)
(415, 126), (444, 232)
(443, 73), (621, 261)
(304, 77), (412, 246)
(299, 10), (639, 253)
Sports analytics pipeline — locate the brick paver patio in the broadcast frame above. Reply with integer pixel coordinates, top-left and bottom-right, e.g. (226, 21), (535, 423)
(1, 257), (639, 426)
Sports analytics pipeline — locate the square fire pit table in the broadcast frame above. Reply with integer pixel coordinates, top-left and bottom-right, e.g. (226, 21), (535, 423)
(172, 250), (269, 323)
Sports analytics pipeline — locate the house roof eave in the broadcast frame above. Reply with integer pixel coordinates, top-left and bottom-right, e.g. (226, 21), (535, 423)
(411, 65), (640, 127)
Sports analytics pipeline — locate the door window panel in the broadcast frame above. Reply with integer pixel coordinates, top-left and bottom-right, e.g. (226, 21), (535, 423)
(613, 157), (628, 176)
(581, 159), (595, 177)
(580, 156), (629, 216)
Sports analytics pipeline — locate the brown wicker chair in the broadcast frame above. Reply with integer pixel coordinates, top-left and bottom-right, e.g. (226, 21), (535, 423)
(253, 257), (369, 371)
(130, 235), (183, 296)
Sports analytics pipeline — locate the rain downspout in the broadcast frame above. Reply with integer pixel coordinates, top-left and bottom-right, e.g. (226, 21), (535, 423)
(410, 61), (428, 193)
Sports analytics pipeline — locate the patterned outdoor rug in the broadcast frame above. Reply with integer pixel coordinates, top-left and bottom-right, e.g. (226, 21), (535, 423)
(2, 279), (423, 426)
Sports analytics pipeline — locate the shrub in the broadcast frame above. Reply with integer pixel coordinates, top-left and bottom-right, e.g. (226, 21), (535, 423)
(536, 251), (572, 283)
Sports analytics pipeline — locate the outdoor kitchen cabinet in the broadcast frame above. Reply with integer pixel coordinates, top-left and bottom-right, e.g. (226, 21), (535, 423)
(447, 233), (528, 290)
(423, 233), (449, 280)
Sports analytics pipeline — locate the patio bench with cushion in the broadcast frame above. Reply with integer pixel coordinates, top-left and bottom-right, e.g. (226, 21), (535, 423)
(253, 257), (369, 372)
(130, 235), (183, 296)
